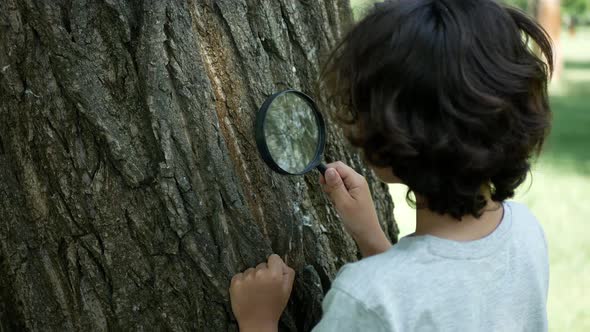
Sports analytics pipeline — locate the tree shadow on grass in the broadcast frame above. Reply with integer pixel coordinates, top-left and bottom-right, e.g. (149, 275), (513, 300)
(564, 60), (590, 71)
(542, 69), (590, 175)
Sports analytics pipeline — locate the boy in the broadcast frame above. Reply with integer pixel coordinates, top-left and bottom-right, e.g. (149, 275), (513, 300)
(229, 0), (552, 331)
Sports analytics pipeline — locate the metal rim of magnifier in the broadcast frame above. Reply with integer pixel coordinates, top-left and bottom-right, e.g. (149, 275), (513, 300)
(255, 89), (326, 176)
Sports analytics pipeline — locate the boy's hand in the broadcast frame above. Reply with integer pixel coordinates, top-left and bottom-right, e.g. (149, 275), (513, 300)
(320, 161), (391, 256)
(229, 254), (295, 332)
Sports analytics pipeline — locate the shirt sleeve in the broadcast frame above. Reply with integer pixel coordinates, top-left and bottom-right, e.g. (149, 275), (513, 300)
(312, 286), (390, 332)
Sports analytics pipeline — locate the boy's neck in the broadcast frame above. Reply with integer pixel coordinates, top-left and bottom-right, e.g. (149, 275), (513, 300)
(413, 196), (504, 242)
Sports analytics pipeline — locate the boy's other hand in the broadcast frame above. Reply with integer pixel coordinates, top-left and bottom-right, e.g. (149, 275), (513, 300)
(229, 254), (295, 332)
(320, 161), (391, 256)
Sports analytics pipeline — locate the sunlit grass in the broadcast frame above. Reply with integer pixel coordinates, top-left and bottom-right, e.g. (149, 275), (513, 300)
(348, 1), (590, 329)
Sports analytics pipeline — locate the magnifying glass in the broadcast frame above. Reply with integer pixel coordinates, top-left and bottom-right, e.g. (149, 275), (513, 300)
(255, 89), (328, 176)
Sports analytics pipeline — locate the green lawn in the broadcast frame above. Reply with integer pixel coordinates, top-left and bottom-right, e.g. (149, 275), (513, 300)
(348, 1), (590, 329)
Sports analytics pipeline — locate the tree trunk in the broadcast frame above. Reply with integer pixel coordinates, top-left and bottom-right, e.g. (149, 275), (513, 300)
(0, 0), (397, 331)
(527, 0), (538, 15)
(536, 0), (562, 80)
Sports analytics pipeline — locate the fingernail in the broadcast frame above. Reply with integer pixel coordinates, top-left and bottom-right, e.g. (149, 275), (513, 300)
(326, 168), (337, 179)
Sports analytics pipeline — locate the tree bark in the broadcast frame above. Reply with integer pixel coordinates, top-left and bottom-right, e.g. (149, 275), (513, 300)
(0, 1), (397, 331)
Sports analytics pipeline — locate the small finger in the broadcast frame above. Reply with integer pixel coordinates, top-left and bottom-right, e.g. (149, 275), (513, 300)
(231, 273), (243, 284)
(323, 168), (353, 204)
(282, 263), (294, 275)
(326, 161), (364, 189)
(267, 254), (284, 276)
(282, 266), (296, 293)
(244, 267), (256, 277)
(256, 262), (267, 270)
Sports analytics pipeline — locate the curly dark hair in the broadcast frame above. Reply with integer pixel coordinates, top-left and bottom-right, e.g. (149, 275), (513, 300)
(322, 0), (553, 219)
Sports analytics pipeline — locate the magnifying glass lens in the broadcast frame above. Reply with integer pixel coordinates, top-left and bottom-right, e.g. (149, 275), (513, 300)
(255, 90), (327, 176)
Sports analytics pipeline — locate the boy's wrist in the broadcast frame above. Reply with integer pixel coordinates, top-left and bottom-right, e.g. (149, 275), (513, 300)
(351, 219), (391, 257)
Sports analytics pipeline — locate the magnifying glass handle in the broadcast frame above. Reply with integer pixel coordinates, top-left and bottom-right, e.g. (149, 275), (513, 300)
(316, 163), (327, 176)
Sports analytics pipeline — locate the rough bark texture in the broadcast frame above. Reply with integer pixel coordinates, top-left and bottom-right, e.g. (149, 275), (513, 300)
(0, 0), (397, 331)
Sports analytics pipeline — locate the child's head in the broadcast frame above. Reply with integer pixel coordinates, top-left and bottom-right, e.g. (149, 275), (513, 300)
(323, 0), (553, 219)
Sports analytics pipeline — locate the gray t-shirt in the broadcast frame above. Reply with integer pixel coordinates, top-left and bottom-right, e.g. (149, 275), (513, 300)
(313, 201), (549, 331)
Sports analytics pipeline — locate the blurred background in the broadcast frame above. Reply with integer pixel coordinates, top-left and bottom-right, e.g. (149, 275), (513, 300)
(350, 0), (590, 331)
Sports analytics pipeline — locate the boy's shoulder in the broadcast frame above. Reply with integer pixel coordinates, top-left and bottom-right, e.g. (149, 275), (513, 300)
(505, 201), (546, 247)
(330, 201), (546, 306)
(330, 238), (425, 306)
(505, 200), (548, 256)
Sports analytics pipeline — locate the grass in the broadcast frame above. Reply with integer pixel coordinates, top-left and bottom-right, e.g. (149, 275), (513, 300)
(348, 1), (590, 329)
